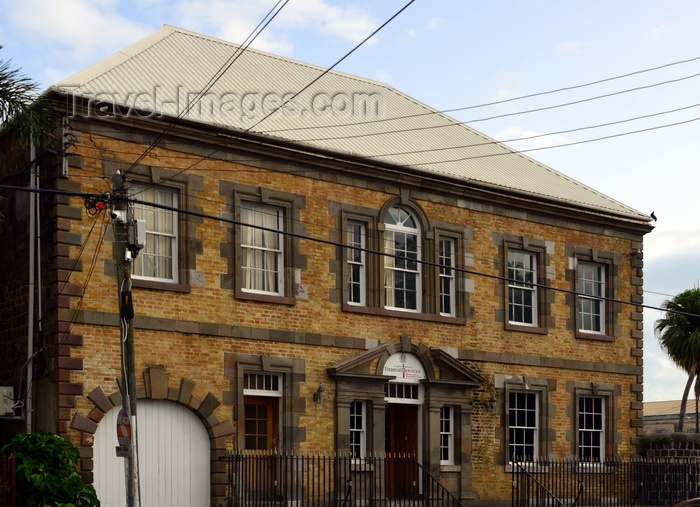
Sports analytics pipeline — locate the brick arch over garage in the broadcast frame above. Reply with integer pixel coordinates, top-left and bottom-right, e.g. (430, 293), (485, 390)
(69, 366), (234, 496)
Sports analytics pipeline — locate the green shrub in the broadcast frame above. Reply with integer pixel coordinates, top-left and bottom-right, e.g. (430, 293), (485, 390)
(1, 432), (99, 506)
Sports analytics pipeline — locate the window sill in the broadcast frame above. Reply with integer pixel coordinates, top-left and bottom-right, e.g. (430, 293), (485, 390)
(132, 278), (191, 293)
(342, 303), (466, 325)
(236, 289), (296, 306)
(576, 331), (614, 342)
(440, 464), (461, 473)
(505, 322), (548, 335)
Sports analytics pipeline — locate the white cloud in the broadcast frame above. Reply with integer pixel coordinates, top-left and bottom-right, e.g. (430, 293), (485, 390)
(650, 23), (672, 39)
(276, 0), (377, 44)
(426, 17), (446, 31)
(644, 225), (700, 262)
(555, 40), (585, 55)
(5, 0), (151, 62)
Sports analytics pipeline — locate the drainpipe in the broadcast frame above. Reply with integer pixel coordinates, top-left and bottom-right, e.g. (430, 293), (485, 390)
(26, 140), (36, 432)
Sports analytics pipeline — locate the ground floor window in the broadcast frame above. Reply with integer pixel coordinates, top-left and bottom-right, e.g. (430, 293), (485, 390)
(350, 401), (366, 459)
(440, 406), (454, 465)
(509, 391), (538, 462)
(578, 396), (604, 461)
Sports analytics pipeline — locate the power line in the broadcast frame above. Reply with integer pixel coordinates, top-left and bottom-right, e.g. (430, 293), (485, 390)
(152, 0), (418, 187)
(288, 71), (700, 144)
(361, 103), (700, 160)
(397, 115), (700, 168)
(0, 183), (692, 317)
(124, 0), (291, 176)
(261, 55), (700, 134)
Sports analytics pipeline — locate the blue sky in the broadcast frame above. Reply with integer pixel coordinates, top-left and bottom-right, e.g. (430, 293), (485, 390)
(2, 0), (699, 402)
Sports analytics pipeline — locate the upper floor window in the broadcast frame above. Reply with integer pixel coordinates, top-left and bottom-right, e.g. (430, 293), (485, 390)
(346, 221), (366, 306)
(508, 251), (537, 326)
(566, 246), (620, 342)
(578, 262), (605, 334)
(578, 396), (604, 461)
(334, 200), (471, 323)
(240, 203), (284, 295)
(439, 238), (456, 316)
(384, 206), (421, 311)
(131, 184), (179, 283)
(508, 391), (539, 462)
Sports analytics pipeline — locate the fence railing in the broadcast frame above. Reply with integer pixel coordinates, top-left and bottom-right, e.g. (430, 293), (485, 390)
(220, 452), (465, 507)
(1, 454), (16, 507)
(512, 458), (700, 507)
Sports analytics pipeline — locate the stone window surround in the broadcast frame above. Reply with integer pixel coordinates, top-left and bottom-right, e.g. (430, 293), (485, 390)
(330, 197), (473, 324)
(103, 161), (204, 293)
(226, 353), (306, 452)
(565, 245), (622, 342)
(222, 182), (307, 305)
(497, 234), (555, 335)
(494, 374), (555, 469)
(566, 380), (621, 460)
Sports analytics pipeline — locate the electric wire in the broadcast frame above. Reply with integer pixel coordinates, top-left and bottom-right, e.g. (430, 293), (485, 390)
(124, 0), (291, 176)
(287, 71), (700, 143)
(261, 54), (700, 134)
(0, 183), (693, 319)
(149, 0), (418, 187)
(75, 100), (700, 164)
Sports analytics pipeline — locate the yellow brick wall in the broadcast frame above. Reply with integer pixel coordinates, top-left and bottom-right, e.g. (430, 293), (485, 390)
(58, 128), (644, 502)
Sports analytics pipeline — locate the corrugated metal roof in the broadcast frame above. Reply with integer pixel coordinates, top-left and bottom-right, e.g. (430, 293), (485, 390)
(54, 25), (649, 221)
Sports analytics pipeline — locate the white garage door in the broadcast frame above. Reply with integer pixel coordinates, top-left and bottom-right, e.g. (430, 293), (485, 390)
(94, 400), (210, 507)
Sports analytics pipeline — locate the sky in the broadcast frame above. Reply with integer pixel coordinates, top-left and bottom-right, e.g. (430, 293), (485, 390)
(2, 0), (699, 402)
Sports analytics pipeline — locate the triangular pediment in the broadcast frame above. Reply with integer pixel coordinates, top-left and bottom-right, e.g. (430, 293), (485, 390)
(327, 338), (484, 387)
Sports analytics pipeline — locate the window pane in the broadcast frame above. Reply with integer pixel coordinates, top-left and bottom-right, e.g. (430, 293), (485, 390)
(131, 185), (178, 282)
(241, 203), (283, 294)
(578, 262), (605, 333)
(384, 208), (420, 311)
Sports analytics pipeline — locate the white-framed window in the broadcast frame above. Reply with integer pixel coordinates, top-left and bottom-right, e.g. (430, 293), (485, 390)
(240, 203), (284, 295)
(508, 251), (537, 325)
(350, 401), (366, 460)
(347, 221), (366, 305)
(439, 237), (456, 316)
(578, 262), (605, 333)
(384, 381), (424, 404)
(508, 391), (538, 462)
(578, 396), (604, 461)
(384, 207), (421, 311)
(131, 184), (178, 283)
(440, 406), (454, 465)
(243, 373), (283, 397)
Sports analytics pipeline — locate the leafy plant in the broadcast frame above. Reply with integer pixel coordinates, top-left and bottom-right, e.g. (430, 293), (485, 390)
(0, 432), (99, 506)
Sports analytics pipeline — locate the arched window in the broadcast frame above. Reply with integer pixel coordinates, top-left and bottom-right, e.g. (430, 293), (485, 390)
(384, 206), (421, 311)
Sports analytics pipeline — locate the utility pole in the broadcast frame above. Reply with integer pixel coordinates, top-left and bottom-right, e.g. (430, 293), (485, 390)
(112, 171), (143, 507)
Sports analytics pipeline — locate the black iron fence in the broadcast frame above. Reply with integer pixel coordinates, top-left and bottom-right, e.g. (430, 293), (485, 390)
(221, 452), (464, 507)
(512, 458), (700, 507)
(0, 454), (16, 507)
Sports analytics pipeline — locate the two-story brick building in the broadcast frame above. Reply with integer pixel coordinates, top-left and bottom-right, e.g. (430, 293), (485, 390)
(0, 26), (652, 506)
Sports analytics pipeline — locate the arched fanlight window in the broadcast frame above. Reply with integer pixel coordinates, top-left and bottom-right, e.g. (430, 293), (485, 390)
(384, 206), (421, 311)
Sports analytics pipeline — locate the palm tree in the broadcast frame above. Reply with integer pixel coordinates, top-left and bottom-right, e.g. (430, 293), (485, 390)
(0, 57), (56, 149)
(655, 287), (700, 432)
